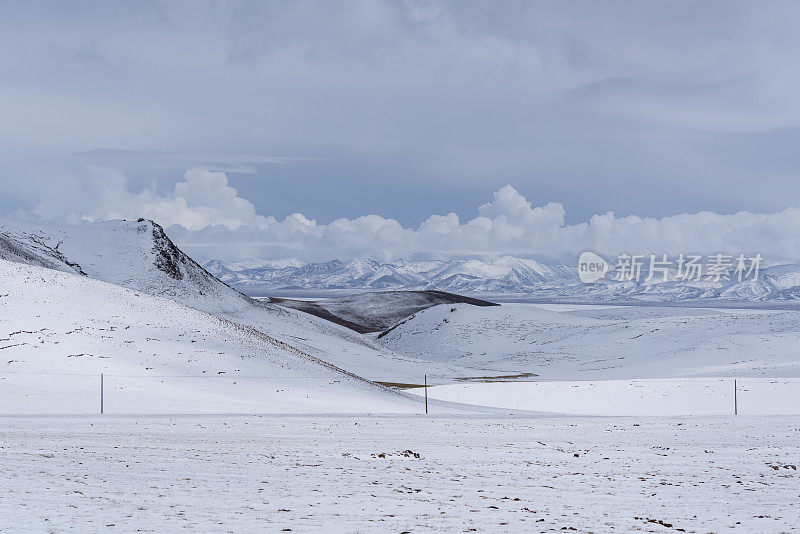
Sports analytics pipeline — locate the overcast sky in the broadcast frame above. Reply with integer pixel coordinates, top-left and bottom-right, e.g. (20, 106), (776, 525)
(3, 1), (800, 261)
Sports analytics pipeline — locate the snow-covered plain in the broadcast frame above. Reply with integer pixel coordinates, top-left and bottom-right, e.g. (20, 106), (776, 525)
(2, 415), (798, 532)
(413, 378), (800, 416)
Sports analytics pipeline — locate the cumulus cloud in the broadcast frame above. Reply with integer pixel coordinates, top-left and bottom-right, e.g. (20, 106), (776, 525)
(23, 166), (800, 264)
(35, 167), (270, 231)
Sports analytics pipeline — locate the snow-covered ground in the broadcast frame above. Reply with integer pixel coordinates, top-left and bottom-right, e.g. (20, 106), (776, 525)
(412, 378), (800, 416)
(0, 260), (424, 414)
(378, 303), (800, 381)
(2, 415), (797, 532)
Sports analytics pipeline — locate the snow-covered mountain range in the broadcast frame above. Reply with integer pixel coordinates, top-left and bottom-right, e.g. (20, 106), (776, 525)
(204, 256), (800, 302)
(206, 256), (574, 294)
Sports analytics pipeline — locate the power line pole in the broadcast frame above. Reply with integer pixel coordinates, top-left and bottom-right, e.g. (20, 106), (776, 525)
(100, 373), (104, 414)
(424, 374), (428, 415)
(734, 379), (737, 416)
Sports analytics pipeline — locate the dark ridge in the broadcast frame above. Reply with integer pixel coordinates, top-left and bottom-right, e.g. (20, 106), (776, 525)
(268, 297), (374, 333)
(149, 221), (184, 281)
(138, 219), (254, 302)
(419, 290), (501, 308)
(0, 234), (86, 275)
(269, 290), (499, 333)
(376, 313), (415, 339)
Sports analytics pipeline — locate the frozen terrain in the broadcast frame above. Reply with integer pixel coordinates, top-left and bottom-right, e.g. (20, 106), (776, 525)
(2, 415), (797, 532)
(6, 218), (800, 388)
(378, 303), (800, 380)
(413, 378), (800, 415)
(2, 219), (799, 532)
(0, 259), (423, 414)
(0, 218), (483, 383)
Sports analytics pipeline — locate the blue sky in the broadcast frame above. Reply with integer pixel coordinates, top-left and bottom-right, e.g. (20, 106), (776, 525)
(3, 1), (800, 261)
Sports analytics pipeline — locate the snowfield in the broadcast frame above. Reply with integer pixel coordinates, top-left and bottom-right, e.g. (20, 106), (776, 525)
(2, 217), (800, 532)
(413, 378), (800, 416)
(1, 415), (798, 533)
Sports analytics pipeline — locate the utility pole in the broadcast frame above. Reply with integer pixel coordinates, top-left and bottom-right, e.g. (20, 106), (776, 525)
(424, 374), (428, 415)
(734, 379), (737, 416)
(100, 373), (104, 414)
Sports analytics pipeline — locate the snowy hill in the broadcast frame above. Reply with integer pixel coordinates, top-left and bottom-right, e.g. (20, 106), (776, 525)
(0, 218), (489, 383)
(0, 217), (248, 312)
(377, 303), (800, 380)
(0, 260), (421, 413)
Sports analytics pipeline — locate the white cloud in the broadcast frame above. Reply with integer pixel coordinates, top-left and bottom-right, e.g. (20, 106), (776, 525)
(26, 167), (800, 264)
(35, 167), (270, 231)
